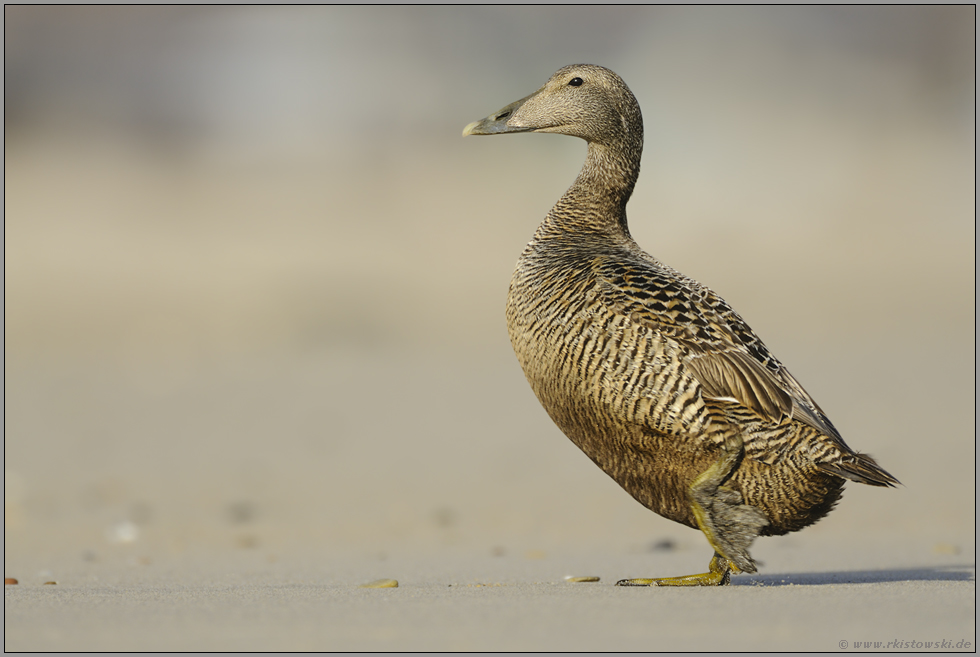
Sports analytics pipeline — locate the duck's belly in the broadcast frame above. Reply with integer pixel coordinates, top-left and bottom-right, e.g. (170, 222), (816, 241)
(505, 262), (844, 535)
(505, 264), (713, 528)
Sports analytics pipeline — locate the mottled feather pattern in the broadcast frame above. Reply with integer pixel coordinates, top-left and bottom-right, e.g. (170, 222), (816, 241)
(508, 227), (880, 534)
(472, 64), (896, 561)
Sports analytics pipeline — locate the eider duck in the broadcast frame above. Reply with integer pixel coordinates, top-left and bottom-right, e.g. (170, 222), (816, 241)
(463, 64), (898, 586)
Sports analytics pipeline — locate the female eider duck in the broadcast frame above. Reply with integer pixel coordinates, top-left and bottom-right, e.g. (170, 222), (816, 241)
(463, 64), (898, 586)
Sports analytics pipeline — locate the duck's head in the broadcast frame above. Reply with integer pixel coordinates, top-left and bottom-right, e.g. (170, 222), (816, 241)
(462, 64), (642, 149)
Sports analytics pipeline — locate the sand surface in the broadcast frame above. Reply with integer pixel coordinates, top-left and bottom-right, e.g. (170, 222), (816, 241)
(4, 558), (975, 652)
(5, 7), (975, 652)
(4, 538), (976, 652)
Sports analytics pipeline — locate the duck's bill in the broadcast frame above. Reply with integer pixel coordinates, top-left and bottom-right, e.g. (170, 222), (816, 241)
(462, 95), (535, 136)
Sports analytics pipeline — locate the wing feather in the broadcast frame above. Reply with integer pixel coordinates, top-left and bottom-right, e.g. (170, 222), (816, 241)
(593, 254), (843, 441)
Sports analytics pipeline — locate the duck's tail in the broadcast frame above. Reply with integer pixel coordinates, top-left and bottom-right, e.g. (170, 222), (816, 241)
(818, 452), (900, 488)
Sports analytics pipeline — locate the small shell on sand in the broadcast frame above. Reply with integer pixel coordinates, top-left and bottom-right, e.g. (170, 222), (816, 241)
(360, 579), (398, 589)
(563, 576), (600, 583)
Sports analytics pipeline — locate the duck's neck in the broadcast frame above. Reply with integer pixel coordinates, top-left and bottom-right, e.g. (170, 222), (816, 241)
(543, 140), (642, 240)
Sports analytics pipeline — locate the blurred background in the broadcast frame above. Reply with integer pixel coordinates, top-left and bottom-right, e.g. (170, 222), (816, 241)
(5, 6), (975, 576)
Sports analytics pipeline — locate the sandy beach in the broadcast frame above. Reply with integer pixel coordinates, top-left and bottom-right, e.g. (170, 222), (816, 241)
(4, 551), (974, 652)
(5, 6), (975, 652)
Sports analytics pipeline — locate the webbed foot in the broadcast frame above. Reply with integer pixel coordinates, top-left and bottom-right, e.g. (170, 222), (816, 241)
(616, 553), (731, 587)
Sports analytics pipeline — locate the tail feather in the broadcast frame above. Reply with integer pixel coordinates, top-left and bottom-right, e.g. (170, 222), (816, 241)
(818, 452), (900, 488)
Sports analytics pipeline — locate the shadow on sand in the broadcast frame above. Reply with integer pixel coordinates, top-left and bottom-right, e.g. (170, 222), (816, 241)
(733, 564), (975, 587)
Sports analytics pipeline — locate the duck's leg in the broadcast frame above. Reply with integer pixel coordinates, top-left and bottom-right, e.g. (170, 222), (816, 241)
(617, 434), (769, 587)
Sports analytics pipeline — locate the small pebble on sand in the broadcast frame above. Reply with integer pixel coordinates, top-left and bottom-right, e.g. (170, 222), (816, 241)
(5, 578), (18, 585)
(360, 579), (398, 589)
(43, 581), (57, 585)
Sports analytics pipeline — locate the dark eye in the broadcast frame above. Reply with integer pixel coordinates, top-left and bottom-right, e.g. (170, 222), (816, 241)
(568, 77), (583, 87)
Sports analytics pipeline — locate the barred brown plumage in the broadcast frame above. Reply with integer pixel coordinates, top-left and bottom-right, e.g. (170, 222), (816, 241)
(464, 64), (898, 586)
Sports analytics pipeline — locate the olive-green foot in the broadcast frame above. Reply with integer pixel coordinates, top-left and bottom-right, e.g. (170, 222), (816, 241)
(615, 553), (732, 587)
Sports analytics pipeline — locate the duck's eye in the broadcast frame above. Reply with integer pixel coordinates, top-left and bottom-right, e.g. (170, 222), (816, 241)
(568, 77), (583, 87)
